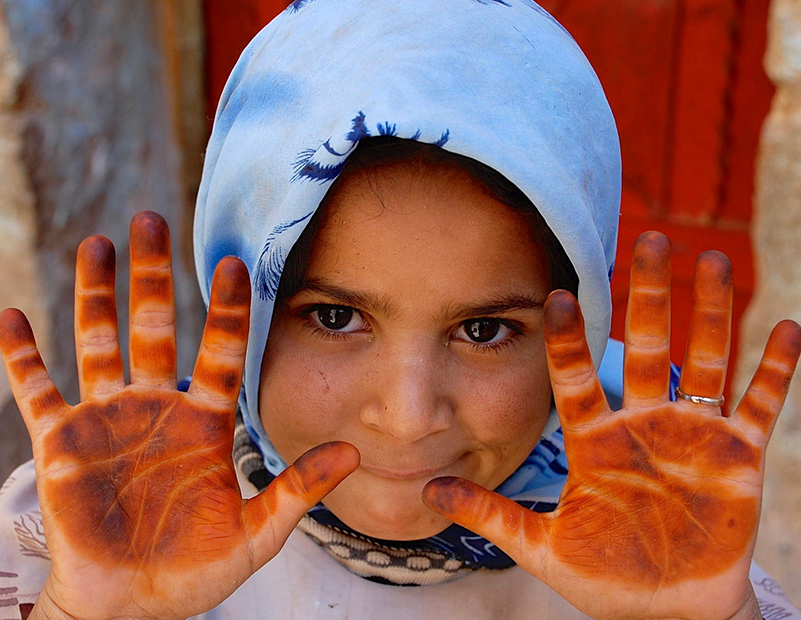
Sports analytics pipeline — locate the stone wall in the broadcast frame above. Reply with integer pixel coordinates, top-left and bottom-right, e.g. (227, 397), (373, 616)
(734, 0), (801, 606)
(0, 0), (206, 482)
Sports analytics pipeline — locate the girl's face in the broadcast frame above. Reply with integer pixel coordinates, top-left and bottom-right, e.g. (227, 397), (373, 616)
(260, 162), (554, 540)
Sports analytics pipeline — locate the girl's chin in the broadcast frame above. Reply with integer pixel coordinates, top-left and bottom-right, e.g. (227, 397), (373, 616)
(329, 505), (453, 541)
(320, 474), (455, 540)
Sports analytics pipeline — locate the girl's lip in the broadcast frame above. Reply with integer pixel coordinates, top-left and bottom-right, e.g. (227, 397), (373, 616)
(360, 459), (458, 481)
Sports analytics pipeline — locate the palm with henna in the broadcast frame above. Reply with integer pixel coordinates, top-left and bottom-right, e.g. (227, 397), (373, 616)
(424, 232), (801, 620)
(0, 212), (359, 620)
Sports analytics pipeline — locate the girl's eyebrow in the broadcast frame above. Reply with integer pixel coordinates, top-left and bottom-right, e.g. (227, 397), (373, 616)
(300, 278), (397, 317)
(299, 277), (545, 320)
(439, 296), (546, 322)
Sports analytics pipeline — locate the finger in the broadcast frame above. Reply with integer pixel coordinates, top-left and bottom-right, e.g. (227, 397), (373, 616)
(422, 477), (547, 574)
(188, 256), (250, 410)
(678, 251), (733, 410)
(243, 442), (360, 567)
(544, 290), (610, 430)
(733, 320), (801, 439)
(623, 232), (671, 407)
(75, 236), (124, 400)
(129, 211), (177, 387)
(0, 308), (67, 430)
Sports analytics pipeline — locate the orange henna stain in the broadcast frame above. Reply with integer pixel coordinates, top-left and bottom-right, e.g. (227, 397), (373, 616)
(291, 443), (353, 493)
(694, 251), (733, 292)
(209, 258), (251, 307)
(737, 320), (801, 432)
(737, 394), (778, 434)
(552, 481), (756, 586)
(191, 361), (242, 399)
(129, 333), (177, 375)
(546, 339), (591, 373)
(556, 385), (607, 419)
(423, 477), (544, 549)
(76, 235), (116, 288)
(543, 290), (582, 337)
(77, 293), (117, 326)
(631, 232), (671, 273)
(40, 390), (244, 569)
(552, 409), (761, 586)
(130, 211), (171, 261)
(0, 333), (65, 417)
(29, 385), (65, 417)
(422, 477), (484, 522)
(80, 352), (124, 383)
(0, 308), (36, 352)
(7, 350), (46, 384)
(245, 442), (358, 529)
(626, 290), (669, 324)
(205, 312), (249, 335)
(130, 274), (173, 304)
(624, 349), (668, 398)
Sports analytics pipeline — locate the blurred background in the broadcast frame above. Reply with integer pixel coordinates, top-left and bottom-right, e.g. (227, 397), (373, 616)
(0, 0), (799, 605)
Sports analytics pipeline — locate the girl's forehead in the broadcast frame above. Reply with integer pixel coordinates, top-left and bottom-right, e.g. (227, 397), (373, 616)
(319, 162), (531, 241)
(304, 162), (552, 308)
(323, 156), (509, 220)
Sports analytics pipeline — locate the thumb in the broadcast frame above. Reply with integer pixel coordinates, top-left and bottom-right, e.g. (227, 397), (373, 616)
(422, 477), (549, 575)
(243, 441), (360, 567)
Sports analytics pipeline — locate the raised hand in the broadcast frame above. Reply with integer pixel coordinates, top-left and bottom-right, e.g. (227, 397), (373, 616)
(424, 232), (801, 620)
(0, 212), (359, 620)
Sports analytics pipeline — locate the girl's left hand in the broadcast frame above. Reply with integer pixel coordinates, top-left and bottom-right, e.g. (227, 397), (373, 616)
(423, 232), (801, 620)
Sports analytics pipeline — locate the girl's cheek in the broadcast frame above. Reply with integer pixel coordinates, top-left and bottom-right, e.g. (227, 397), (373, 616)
(260, 345), (364, 453)
(453, 347), (551, 440)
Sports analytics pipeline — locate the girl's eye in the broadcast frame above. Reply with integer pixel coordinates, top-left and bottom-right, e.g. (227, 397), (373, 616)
(456, 318), (516, 345)
(311, 305), (365, 333)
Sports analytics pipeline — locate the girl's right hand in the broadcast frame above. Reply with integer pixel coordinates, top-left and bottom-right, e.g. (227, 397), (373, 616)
(0, 211), (360, 620)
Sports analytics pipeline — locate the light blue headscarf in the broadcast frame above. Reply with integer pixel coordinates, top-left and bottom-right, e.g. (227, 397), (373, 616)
(194, 0), (621, 531)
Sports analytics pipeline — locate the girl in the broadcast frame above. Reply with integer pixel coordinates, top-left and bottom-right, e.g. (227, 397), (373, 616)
(1, 0), (799, 618)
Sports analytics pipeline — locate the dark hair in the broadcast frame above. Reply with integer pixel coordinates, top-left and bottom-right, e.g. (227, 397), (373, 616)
(275, 137), (578, 305)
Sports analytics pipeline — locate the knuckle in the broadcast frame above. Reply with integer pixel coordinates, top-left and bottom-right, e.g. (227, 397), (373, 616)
(551, 364), (597, 388)
(188, 381), (236, 410)
(626, 336), (669, 354)
(284, 464), (311, 498)
(77, 327), (118, 351)
(130, 309), (175, 331)
(131, 261), (172, 275)
(742, 385), (781, 410)
(200, 338), (246, 361)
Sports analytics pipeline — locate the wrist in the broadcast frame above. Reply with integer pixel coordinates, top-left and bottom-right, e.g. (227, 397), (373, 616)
(26, 582), (76, 620)
(726, 586), (762, 620)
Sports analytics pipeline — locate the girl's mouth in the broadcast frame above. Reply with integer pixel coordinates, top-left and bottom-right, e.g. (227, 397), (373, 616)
(360, 457), (460, 481)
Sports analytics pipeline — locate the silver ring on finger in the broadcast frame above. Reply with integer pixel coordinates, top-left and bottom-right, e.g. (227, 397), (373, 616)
(675, 386), (724, 407)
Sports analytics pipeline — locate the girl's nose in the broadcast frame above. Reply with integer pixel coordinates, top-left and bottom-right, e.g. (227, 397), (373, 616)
(359, 347), (454, 442)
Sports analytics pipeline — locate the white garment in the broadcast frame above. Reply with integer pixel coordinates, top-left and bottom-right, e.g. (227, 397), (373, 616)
(1, 460), (799, 620)
(195, 530), (589, 620)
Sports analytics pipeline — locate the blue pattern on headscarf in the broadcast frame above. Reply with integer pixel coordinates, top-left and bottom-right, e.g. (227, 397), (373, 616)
(346, 111), (371, 143)
(377, 122), (398, 137)
(291, 111), (450, 184)
(287, 0), (314, 13)
(255, 212), (315, 301)
(291, 145), (348, 184)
